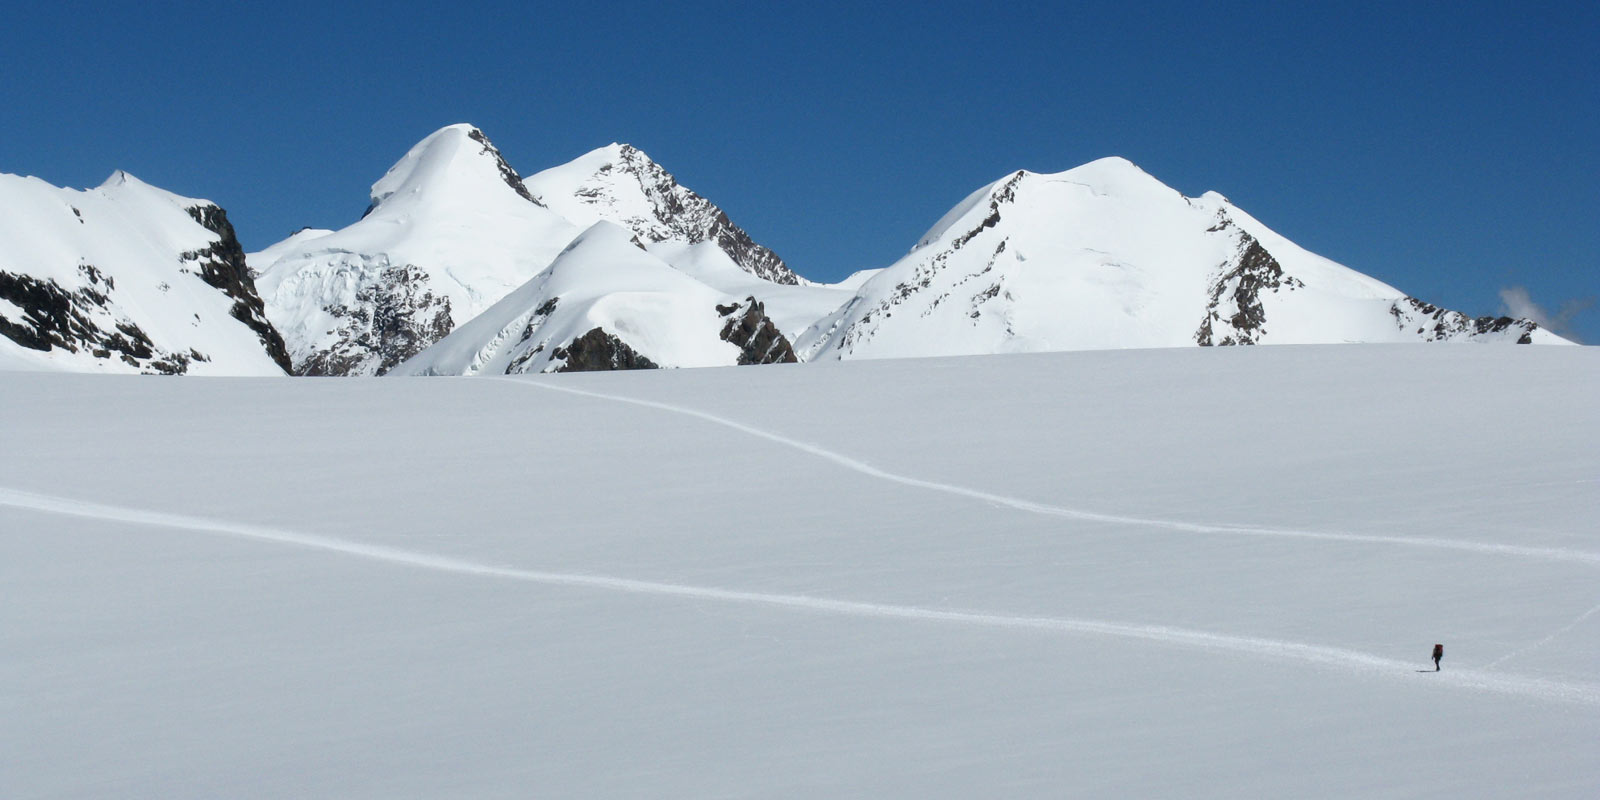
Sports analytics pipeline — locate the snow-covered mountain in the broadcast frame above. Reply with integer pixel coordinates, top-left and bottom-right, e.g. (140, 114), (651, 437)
(249, 124), (581, 376)
(391, 222), (795, 376)
(797, 158), (1567, 360)
(0, 171), (290, 375)
(524, 143), (803, 287)
(522, 142), (862, 341)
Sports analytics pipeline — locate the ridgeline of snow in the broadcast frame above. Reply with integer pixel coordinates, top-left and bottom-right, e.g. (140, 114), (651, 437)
(248, 124), (580, 375)
(391, 222), (791, 375)
(796, 158), (1566, 360)
(0, 171), (288, 375)
(3, 345), (1596, 796)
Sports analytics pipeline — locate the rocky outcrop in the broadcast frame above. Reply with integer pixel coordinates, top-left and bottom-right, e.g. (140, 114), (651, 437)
(1196, 225), (1305, 346)
(717, 296), (798, 365)
(1388, 297), (1538, 344)
(465, 127), (540, 206)
(183, 203), (293, 372)
(297, 263), (454, 376)
(0, 266), (204, 374)
(550, 327), (659, 372)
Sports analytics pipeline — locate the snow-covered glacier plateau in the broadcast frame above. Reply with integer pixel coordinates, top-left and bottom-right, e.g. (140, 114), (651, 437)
(3, 344), (1597, 797)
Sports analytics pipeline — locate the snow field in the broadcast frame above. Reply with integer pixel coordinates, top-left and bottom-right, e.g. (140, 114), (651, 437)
(3, 344), (1597, 797)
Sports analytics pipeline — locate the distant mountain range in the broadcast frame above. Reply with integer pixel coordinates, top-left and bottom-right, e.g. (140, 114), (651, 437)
(0, 124), (1570, 375)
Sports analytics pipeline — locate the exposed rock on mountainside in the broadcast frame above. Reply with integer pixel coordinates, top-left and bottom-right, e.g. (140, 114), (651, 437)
(296, 262), (455, 376)
(182, 203), (292, 371)
(550, 327), (660, 372)
(718, 297), (798, 365)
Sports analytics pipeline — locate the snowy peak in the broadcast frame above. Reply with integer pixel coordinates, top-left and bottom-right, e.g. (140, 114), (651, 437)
(525, 143), (802, 285)
(250, 125), (580, 376)
(367, 123), (539, 214)
(799, 157), (1566, 361)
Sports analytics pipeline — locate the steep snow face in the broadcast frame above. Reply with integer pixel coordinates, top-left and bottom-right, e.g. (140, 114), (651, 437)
(525, 143), (803, 286)
(250, 124), (580, 376)
(797, 158), (1564, 360)
(390, 223), (795, 376)
(0, 171), (289, 375)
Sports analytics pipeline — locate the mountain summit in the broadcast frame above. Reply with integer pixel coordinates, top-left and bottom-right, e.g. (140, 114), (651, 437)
(524, 143), (802, 286)
(796, 159), (1564, 360)
(250, 124), (580, 375)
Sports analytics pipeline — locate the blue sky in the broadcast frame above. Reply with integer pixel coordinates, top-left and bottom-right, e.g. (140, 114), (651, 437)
(3, 1), (1595, 341)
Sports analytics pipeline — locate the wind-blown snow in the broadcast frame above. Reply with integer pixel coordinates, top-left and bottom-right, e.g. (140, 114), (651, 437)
(3, 344), (1596, 797)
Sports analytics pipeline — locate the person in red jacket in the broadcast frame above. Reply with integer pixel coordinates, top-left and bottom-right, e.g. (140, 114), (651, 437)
(1432, 643), (1444, 671)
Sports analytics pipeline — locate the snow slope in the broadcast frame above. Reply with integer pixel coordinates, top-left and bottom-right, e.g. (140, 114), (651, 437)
(3, 345), (1597, 797)
(0, 172), (289, 375)
(390, 222), (795, 375)
(249, 124), (580, 375)
(798, 159), (1567, 360)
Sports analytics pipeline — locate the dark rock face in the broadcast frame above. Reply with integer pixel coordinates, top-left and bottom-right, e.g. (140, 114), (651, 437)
(299, 264), (454, 376)
(1389, 297), (1538, 343)
(183, 204), (293, 372)
(466, 127), (541, 206)
(0, 266), (185, 372)
(717, 296), (798, 365)
(571, 145), (801, 285)
(1196, 224), (1304, 346)
(550, 327), (659, 372)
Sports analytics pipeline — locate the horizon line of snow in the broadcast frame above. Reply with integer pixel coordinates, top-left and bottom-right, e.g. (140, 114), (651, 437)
(4, 485), (1597, 709)
(497, 377), (1600, 568)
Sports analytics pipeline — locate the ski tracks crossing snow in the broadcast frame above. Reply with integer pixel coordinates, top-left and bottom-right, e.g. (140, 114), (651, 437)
(498, 377), (1600, 569)
(3, 485), (1598, 709)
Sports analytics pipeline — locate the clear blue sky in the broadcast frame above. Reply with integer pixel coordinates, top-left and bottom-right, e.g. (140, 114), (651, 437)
(3, 1), (1595, 341)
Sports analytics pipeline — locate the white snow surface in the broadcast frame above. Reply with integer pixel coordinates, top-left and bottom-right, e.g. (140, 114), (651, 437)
(0, 172), (287, 375)
(248, 124), (580, 374)
(3, 344), (1598, 797)
(390, 222), (743, 375)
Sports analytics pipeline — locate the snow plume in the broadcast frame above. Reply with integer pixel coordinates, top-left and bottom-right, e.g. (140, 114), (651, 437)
(1498, 286), (1592, 343)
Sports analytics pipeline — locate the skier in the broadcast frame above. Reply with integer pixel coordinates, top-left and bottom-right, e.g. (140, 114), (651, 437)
(1432, 643), (1444, 671)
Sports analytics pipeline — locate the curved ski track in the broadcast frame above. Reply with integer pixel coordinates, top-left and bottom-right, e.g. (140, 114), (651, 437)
(501, 377), (1600, 568)
(3, 486), (1597, 709)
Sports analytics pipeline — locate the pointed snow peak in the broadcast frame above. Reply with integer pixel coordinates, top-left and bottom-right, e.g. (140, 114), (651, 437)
(94, 169), (208, 210)
(367, 123), (537, 213)
(525, 143), (803, 285)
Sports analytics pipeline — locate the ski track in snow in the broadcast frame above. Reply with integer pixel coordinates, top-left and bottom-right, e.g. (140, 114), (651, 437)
(1484, 598), (1600, 670)
(3, 485), (1598, 709)
(501, 377), (1600, 569)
